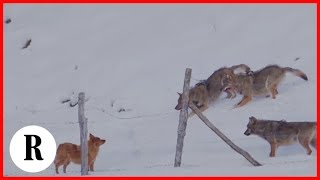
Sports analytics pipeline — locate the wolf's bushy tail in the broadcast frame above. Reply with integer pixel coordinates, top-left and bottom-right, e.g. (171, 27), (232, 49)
(229, 64), (251, 73)
(283, 67), (308, 81)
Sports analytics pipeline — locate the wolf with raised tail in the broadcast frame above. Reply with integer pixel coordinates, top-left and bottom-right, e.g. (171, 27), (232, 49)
(222, 65), (308, 108)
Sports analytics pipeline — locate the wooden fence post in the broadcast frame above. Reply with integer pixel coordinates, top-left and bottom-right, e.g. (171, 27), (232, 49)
(174, 68), (192, 167)
(78, 92), (89, 175)
(189, 103), (262, 166)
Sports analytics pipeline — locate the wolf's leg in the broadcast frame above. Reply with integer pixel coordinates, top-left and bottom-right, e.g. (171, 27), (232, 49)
(298, 137), (312, 155)
(63, 161), (70, 173)
(265, 76), (277, 99)
(226, 90), (236, 99)
(234, 95), (252, 108)
(267, 76), (280, 98)
(311, 136), (316, 149)
(266, 83), (276, 99)
(270, 84), (278, 99)
(230, 92), (236, 99)
(226, 91), (233, 99)
(274, 79), (281, 95)
(269, 142), (277, 157)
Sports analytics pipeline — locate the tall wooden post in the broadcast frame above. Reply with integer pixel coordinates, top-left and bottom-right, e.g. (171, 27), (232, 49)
(78, 92), (89, 175)
(174, 68), (192, 167)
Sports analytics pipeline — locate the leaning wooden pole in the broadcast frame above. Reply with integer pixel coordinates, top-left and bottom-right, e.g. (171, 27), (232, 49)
(189, 103), (262, 166)
(78, 92), (89, 175)
(174, 68), (192, 167)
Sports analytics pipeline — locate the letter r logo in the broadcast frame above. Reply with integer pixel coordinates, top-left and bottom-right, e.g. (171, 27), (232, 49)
(10, 126), (56, 173)
(24, 135), (44, 161)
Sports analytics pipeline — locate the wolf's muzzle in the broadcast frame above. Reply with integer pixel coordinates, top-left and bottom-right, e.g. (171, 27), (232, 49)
(244, 129), (251, 136)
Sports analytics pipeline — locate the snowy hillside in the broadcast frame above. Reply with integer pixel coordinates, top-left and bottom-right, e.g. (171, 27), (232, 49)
(4, 4), (316, 176)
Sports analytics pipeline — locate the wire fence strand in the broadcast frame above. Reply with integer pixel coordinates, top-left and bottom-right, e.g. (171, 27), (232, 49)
(86, 105), (176, 120)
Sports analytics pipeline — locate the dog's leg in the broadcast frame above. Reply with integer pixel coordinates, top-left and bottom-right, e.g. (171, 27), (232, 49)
(54, 159), (64, 174)
(234, 96), (252, 108)
(54, 160), (60, 174)
(89, 162), (95, 171)
(55, 164), (60, 174)
(63, 161), (70, 173)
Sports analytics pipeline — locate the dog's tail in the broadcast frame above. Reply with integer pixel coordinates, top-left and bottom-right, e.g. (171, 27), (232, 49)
(283, 67), (308, 81)
(54, 144), (64, 165)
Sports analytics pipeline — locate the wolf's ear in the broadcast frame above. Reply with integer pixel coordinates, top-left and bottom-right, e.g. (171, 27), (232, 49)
(89, 133), (94, 139)
(249, 116), (257, 123)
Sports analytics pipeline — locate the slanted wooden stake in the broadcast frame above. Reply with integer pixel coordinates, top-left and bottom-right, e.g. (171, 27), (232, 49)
(189, 103), (262, 166)
(78, 92), (89, 175)
(174, 68), (192, 167)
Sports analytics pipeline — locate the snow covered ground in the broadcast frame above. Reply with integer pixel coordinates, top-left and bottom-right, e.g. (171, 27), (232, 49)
(4, 4), (316, 176)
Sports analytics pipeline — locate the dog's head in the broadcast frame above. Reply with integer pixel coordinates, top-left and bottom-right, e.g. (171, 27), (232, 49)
(244, 116), (258, 136)
(175, 92), (183, 110)
(89, 133), (106, 147)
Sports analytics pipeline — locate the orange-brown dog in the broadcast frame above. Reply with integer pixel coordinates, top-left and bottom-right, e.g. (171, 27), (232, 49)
(54, 133), (106, 174)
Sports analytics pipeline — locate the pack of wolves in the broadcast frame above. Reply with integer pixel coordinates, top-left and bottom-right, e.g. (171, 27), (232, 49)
(175, 64), (316, 157)
(175, 64), (308, 112)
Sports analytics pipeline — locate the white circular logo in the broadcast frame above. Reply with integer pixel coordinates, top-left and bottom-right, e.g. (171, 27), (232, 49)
(9, 125), (56, 173)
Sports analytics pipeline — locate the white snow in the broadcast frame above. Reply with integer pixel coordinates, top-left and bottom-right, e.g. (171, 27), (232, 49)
(4, 4), (316, 176)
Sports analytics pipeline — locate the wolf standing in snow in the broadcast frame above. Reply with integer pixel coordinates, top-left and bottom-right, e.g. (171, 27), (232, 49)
(244, 116), (316, 157)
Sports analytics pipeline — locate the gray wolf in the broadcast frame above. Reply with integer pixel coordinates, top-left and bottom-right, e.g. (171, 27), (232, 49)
(244, 116), (316, 157)
(175, 81), (209, 117)
(175, 65), (242, 116)
(222, 65), (308, 108)
(54, 133), (106, 174)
